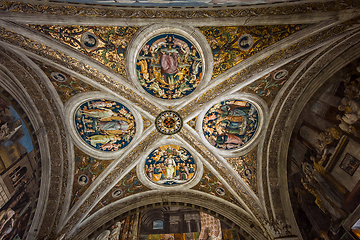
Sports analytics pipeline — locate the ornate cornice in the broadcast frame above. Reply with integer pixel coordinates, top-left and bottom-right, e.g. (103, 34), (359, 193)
(0, 0), (359, 19)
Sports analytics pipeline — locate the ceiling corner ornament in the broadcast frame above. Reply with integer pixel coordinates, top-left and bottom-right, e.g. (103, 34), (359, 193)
(126, 24), (213, 105)
(136, 141), (203, 190)
(155, 110), (183, 135)
(64, 92), (142, 160)
(197, 93), (268, 156)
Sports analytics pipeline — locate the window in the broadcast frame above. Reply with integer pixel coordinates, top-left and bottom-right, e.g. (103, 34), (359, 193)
(153, 220), (163, 230)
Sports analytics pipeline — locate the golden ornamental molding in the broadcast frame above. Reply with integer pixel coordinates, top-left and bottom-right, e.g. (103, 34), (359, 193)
(0, 26), (162, 117)
(0, 0), (359, 19)
(178, 17), (360, 117)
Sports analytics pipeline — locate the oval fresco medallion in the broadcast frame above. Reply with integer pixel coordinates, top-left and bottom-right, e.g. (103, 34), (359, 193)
(136, 34), (203, 100)
(202, 99), (260, 150)
(74, 99), (136, 151)
(145, 145), (196, 186)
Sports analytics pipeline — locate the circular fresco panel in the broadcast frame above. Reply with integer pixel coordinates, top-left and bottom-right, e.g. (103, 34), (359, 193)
(136, 34), (203, 100)
(74, 99), (136, 152)
(145, 145), (196, 186)
(202, 99), (260, 150)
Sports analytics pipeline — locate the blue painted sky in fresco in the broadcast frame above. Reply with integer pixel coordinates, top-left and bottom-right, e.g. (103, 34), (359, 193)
(5, 106), (34, 153)
(54, 0), (302, 6)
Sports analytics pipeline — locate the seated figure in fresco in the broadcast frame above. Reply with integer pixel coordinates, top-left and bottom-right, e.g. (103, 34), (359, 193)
(160, 50), (179, 90)
(216, 117), (247, 135)
(216, 104), (251, 117)
(179, 163), (189, 180)
(153, 164), (164, 181)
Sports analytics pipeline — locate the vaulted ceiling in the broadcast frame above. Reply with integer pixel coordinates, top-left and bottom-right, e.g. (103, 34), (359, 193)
(0, 0), (360, 239)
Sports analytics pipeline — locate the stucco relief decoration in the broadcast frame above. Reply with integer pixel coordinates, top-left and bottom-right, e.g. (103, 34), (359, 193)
(136, 34), (203, 99)
(155, 110), (183, 135)
(74, 99), (136, 152)
(145, 145), (196, 185)
(203, 100), (259, 150)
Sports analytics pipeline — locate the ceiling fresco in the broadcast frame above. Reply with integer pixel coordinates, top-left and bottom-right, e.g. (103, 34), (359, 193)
(136, 33), (203, 100)
(29, 25), (139, 78)
(198, 25), (308, 79)
(0, 1), (360, 239)
(88, 167), (150, 217)
(32, 59), (99, 104)
(225, 147), (257, 194)
(144, 145), (197, 185)
(71, 147), (113, 208)
(74, 99), (136, 151)
(202, 99), (260, 150)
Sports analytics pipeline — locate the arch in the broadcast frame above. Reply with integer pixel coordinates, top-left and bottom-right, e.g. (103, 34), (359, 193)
(70, 190), (270, 240)
(266, 27), (360, 237)
(0, 44), (70, 239)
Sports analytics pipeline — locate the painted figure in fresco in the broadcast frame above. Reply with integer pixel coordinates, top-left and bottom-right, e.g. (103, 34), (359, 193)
(99, 120), (129, 131)
(153, 164), (164, 181)
(145, 145), (196, 185)
(205, 227), (221, 240)
(100, 143), (119, 151)
(136, 34), (202, 100)
(160, 51), (178, 89)
(78, 175), (88, 185)
(75, 99), (136, 152)
(80, 107), (117, 120)
(0, 209), (15, 240)
(165, 155), (176, 179)
(203, 100), (259, 150)
(87, 134), (120, 147)
(90, 101), (116, 108)
(179, 163), (189, 180)
(147, 164), (154, 179)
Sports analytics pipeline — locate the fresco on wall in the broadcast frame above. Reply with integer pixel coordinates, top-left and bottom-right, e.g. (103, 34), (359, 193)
(287, 59), (360, 240)
(29, 26), (139, 78)
(74, 99), (136, 151)
(198, 24), (308, 78)
(203, 99), (259, 150)
(137, 34), (203, 100)
(0, 187), (32, 240)
(32, 59), (98, 104)
(0, 97), (34, 174)
(145, 145), (196, 185)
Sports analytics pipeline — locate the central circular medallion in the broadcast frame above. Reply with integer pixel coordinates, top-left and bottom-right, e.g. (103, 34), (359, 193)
(155, 111), (183, 135)
(136, 33), (203, 100)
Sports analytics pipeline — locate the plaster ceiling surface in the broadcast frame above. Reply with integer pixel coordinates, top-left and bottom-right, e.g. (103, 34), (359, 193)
(0, 0), (359, 239)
